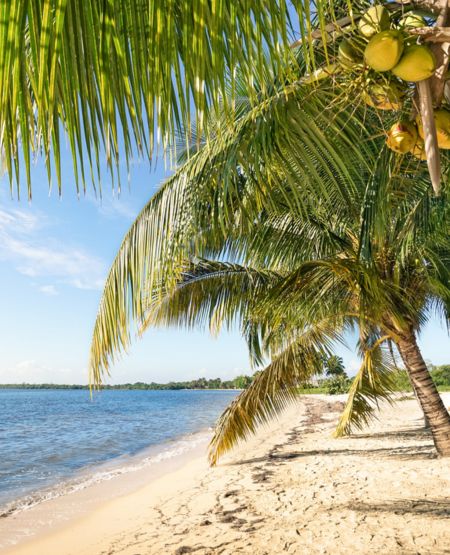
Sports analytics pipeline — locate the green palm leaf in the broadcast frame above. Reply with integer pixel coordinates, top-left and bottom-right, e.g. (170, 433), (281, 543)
(1, 0), (309, 197)
(89, 78), (376, 384)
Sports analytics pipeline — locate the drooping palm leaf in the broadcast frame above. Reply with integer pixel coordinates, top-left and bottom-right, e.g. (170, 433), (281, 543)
(208, 318), (342, 465)
(1, 0), (308, 197)
(334, 335), (397, 437)
(141, 258), (281, 337)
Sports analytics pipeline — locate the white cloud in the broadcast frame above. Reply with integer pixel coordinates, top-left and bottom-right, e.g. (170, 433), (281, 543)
(0, 360), (87, 384)
(0, 205), (106, 290)
(86, 192), (139, 221)
(39, 284), (59, 296)
(0, 207), (42, 233)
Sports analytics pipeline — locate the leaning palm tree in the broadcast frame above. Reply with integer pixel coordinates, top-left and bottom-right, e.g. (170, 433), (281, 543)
(1, 1), (449, 458)
(89, 59), (450, 460)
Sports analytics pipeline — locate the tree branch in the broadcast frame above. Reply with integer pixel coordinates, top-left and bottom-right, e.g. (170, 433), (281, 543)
(410, 25), (450, 41)
(289, 2), (441, 49)
(418, 80), (442, 196)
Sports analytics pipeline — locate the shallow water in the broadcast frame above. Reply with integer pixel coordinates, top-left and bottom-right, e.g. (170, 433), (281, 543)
(0, 388), (238, 516)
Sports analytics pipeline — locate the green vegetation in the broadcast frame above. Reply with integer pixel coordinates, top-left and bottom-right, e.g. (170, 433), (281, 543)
(324, 356), (347, 378)
(0, 375), (254, 391)
(4, 366), (447, 393)
(391, 365), (450, 392)
(300, 364), (450, 396)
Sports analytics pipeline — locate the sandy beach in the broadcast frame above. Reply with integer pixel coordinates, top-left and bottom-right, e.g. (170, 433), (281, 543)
(3, 393), (450, 555)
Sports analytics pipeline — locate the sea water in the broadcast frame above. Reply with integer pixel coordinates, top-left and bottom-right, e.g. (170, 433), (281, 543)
(0, 388), (238, 518)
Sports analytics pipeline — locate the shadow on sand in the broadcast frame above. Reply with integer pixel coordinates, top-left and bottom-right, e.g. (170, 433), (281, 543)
(348, 498), (450, 518)
(231, 442), (437, 467)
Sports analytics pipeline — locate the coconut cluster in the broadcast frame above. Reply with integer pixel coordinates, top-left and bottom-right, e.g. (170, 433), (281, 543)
(337, 5), (450, 160)
(339, 5), (435, 79)
(386, 111), (450, 159)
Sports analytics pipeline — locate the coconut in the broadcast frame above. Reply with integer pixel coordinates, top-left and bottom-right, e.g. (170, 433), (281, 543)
(364, 31), (403, 71)
(364, 30), (404, 72)
(386, 121), (418, 154)
(411, 138), (427, 160)
(358, 5), (391, 38)
(416, 109), (450, 149)
(338, 39), (363, 69)
(392, 45), (435, 82)
(363, 82), (404, 110)
(398, 12), (427, 29)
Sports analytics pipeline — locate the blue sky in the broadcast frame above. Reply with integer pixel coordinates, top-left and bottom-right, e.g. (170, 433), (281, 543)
(0, 152), (257, 384)
(1, 144), (449, 384)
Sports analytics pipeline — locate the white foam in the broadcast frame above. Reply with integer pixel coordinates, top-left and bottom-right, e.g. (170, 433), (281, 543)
(0, 430), (210, 519)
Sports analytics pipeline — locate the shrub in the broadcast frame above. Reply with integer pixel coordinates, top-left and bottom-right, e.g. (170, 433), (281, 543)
(324, 375), (352, 394)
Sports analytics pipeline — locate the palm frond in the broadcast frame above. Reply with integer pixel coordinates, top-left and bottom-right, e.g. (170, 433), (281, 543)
(334, 336), (397, 437)
(1, 0), (303, 197)
(141, 258), (281, 337)
(208, 319), (340, 465)
(89, 80), (377, 384)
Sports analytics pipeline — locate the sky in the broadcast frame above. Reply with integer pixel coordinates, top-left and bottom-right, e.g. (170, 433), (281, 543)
(0, 151), (259, 385)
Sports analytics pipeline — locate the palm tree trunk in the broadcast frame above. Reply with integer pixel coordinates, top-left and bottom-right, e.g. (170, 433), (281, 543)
(396, 332), (450, 456)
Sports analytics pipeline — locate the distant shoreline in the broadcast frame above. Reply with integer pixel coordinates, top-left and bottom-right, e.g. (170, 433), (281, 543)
(0, 384), (243, 391)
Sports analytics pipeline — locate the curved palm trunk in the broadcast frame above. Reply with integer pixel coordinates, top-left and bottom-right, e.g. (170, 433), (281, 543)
(404, 365), (431, 429)
(396, 332), (450, 456)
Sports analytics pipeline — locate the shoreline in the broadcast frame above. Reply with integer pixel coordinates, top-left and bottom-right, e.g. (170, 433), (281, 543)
(0, 428), (213, 550)
(2, 393), (450, 555)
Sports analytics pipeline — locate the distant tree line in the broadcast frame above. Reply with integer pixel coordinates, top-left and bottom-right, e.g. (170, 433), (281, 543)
(0, 375), (254, 390)
(300, 360), (450, 394)
(1, 365), (449, 393)
(390, 365), (450, 392)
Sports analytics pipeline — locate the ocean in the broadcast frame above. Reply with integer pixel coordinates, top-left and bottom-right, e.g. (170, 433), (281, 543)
(0, 388), (238, 519)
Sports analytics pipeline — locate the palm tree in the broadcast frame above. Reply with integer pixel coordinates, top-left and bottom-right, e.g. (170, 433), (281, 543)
(89, 59), (450, 460)
(1, 1), (449, 459)
(324, 356), (346, 377)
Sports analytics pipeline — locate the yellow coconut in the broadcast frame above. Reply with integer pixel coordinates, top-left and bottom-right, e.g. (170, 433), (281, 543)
(364, 30), (404, 72)
(358, 5), (391, 38)
(392, 45), (435, 82)
(386, 121), (418, 154)
(416, 109), (450, 149)
(398, 13), (427, 29)
(338, 39), (363, 69)
(411, 138), (427, 160)
(363, 82), (404, 110)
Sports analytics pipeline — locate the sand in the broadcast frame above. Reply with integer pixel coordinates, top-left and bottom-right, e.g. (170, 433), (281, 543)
(3, 393), (450, 555)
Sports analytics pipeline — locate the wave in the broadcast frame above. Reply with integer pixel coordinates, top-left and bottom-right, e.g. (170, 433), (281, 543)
(0, 429), (210, 519)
